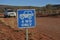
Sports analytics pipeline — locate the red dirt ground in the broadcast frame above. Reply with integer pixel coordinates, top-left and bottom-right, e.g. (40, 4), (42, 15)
(0, 14), (60, 40)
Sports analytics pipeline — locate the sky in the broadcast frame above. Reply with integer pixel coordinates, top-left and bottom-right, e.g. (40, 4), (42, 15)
(0, 0), (60, 7)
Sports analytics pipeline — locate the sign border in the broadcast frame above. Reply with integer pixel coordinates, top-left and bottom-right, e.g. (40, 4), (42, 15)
(17, 9), (36, 28)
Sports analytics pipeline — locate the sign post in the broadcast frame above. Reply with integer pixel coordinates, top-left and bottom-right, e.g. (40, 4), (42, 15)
(26, 28), (28, 40)
(17, 9), (36, 40)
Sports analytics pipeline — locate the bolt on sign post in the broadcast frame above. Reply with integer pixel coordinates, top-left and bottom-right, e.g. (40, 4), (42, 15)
(17, 9), (36, 40)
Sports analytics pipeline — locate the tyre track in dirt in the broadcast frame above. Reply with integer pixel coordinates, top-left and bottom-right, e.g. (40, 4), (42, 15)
(36, 17), (60, 40)
(0, 18), (55, 40)
(0, 16), (60, 40)
(29, 28), (55, 40)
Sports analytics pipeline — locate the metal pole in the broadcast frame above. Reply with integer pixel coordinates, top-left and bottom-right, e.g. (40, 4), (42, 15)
(26, 28), (28, 40)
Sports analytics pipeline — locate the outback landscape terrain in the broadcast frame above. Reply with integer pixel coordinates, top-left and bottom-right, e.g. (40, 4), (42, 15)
(0, 4), (60, 40)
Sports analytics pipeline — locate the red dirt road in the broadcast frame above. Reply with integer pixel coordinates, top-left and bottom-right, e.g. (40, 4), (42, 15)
(36, 17), (60, 40)
(0, 16), (60, 40)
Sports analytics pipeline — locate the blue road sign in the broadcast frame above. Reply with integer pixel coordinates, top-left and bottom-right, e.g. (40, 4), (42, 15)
(17, 9), (36, 28)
